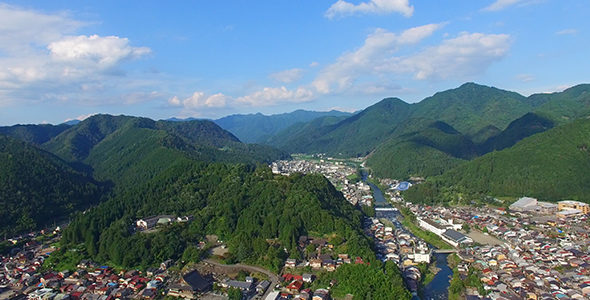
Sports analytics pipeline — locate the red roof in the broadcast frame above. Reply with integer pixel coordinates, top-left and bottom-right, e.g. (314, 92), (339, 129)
(286, 280), (303, 291)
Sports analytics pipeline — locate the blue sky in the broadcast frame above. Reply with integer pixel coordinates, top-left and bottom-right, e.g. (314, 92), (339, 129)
(0, 0), (588, 125)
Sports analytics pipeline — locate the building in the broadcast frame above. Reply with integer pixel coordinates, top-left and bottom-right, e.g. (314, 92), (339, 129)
(558, 200), (589, 214)
(417, 218), (448, 236)
(168, 270), (211, 299)
(136, 215), (175, 230)
(312, 289), (331, 300)
(441, 230), (473, 247)
(509, 197), (538, 212)
(557, 209), (584, 218)
(256, 281), (270, 294)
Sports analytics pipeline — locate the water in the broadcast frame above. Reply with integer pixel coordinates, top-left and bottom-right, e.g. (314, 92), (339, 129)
(362, 171), (452, 300)
(423, 253), (452, 300)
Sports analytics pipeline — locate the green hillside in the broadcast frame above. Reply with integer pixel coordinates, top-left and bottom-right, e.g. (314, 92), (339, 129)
(479, 112), (554, 153)
(366, 120), (477, 179)
(0, 135), (103, 236)
(532, 84), (590, 123)
(263, 115), (350, 150)
(212, 109), (353, 143)
(42, 114), (288, 189)
(407, 82), (533, 142)
(61, 164), (376, 270)
(268, 98), (411, 157)
(405, 118), (590, 204)
(0, 123), (71, 145)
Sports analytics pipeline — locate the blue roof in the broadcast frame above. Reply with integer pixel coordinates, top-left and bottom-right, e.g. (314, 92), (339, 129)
(396, 181), (411, 191)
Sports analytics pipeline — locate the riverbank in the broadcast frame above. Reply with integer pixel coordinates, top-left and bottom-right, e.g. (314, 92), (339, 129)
(397, 206), (453, 250)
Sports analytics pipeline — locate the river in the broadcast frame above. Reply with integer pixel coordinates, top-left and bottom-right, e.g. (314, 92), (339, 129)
(362, 172), (452, 300)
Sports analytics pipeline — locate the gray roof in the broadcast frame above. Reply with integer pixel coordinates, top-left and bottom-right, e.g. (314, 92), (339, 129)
(227, 280), (252, 290)
(510, 197), (537, 209)
(443, 229), (468, 242)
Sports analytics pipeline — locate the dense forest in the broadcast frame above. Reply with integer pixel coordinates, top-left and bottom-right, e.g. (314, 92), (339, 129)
(0, 135), (104, 236)
(60, 163), (376, 272)
(404, 118), (590, 204)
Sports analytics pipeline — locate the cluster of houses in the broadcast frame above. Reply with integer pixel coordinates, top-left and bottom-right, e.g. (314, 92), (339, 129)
(405, 198), (590, 300)
(0, 253), (177, 300)
(263, 274), (330, 300)
(270, 160), (374, 207)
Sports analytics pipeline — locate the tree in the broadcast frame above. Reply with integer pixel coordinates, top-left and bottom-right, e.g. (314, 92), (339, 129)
(462, 223), (471, 233)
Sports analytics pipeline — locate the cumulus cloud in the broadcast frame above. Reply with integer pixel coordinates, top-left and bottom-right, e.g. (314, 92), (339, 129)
(0, 3), (152, 107)
(235, 86), (314, 106)
(310, 62), (320, 67)
(313, 26), (511, 94)
(48, 35), (151, 68)
(325, 0), (414, 19)
(268, 68), (304, 83)
(482, 0), (533, 12)
(168, 86), (315, 113)
(64, 113), (98, 122)
(389, 32), (511, 80)
(312, 23), (444, 94)
(555, 29), (577, 36)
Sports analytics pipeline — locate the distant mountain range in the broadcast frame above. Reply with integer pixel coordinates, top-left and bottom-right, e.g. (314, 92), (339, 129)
(166, 109), (354, 143)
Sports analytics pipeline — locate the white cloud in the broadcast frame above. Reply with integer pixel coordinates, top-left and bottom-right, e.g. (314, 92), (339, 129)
(0, 3), (83, 53)
(169, 86), (315, 113)
(310, 62), (320, 67)
(268, 68), (304, 83)
(235, 86), (314, 106)
(64, 113), (98, 122)
(482, 0), (535, 12)
(312, 23), (444, 94)
(556, 29), (578, 36)
(48, 35), (151, 68)
(325, 0), (414, 19)
(0, 3), (153, 108)
(389, 32), (512, 80)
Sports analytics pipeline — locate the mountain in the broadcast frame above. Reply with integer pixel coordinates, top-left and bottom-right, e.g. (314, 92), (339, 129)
(366, 120), (479, 179)
(266, 98), (411, 157)
(405, 118), (590, 203)
(42, 114), (288, 188)
(265, 83), (536, 157)
(0, 123), (71, 145)
(0, 134), (103, 236)
(479, 112), (554, 153)
(212, 109), (353, 143)
(262, 115), (351, 150)
(408, 82), (534, 142)
(532, 84), (590, 123)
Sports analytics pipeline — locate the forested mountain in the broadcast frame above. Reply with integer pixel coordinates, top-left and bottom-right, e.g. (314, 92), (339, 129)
(266, 98), (411, 157)
(533, 84), (590, 124)
(263, 115), (351, 150)
(479, 113), (554, 153)
(0, 134), (103, 236)
(366, 120), (478, 179)
(41, 114), (288, 188)
(61, 163), (376, 271)
(408, 82), (535, 142)
(0, 123), (71, 145)
(212, 109), (353, 143)
(404, 118), (590, 204)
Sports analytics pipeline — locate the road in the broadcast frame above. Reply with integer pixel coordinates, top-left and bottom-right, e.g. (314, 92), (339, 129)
(203, 259), (280, 300)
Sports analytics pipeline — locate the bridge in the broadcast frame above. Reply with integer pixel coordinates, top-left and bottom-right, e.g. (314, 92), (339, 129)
(432, 249), (457, 254)
(375, 207), (398, 211)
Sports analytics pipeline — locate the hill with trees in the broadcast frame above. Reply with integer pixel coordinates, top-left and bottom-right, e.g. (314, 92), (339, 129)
(404, 118), (590, 204)
(0, 123), (71, 145)
(0, 134), (104, 236)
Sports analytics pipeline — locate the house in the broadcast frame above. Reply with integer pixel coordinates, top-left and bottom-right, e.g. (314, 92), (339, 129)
(256, 281), (270, 294)
(286, 280), (302, 294)
(225, 280), (252, 291)
(167, 270), (211, 299)
(310, 259), (322, 269)
(285, 259), (297, 268)
(136, 215), (175, 230)
(312, 289), (330, 300)
(302, 274), (314, 283)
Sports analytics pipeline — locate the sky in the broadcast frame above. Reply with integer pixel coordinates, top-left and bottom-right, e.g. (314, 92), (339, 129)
(0, 0), (588, 125)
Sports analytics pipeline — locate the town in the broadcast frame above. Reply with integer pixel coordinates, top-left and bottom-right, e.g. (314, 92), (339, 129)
(1, 158), (590, 300)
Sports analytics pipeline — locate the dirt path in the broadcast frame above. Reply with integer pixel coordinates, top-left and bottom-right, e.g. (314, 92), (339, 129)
(202, 259), (279, 299)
